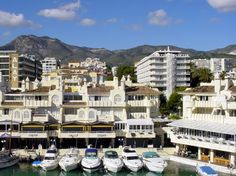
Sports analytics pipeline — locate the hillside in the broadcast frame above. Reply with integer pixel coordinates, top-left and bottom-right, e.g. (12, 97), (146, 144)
(1, 35), (236, 65)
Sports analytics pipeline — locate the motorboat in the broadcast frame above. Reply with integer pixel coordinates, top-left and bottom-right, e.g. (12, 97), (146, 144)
(103, 150), (123, 173)
(40, 145), (59, 171)
(0, 152), (19, 169)
(142, 151), (167, 173)
(122, 146), (143, 172)
(59, 148), (81, 172)
(81, 148), (101, 173)
(196, 165), (218, 176)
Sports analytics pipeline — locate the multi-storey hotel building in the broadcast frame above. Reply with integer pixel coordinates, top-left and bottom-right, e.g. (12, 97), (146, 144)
(168, 75), (236, 166)
(0, 50), (42, 89)
(41, 57), (60, 74)
(0, 73), (160, 149)
(135, 47), (190, 98)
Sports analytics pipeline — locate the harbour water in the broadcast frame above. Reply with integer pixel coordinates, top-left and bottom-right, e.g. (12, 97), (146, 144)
(0, 161), (229, 176)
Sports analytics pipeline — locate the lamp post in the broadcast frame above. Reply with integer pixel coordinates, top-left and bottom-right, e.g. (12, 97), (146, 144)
(50, 139), (56, 146)
(1, 139), (6, 150)
(118, 138), (124, 147)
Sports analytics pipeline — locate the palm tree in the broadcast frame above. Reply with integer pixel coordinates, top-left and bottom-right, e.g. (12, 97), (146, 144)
(198, 68), (213, 83)
(220, 71), (226, 80)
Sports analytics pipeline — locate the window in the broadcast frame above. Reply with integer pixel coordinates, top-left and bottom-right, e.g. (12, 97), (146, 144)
(88, 111), (95, 119)
(79, 111), (85, 118)
(3, 109), (9, 115)
(24, 111), (30, 119)
(64, 108), (77, 115)
(95, 96), (101, 101)
(14, 111), (20, 119)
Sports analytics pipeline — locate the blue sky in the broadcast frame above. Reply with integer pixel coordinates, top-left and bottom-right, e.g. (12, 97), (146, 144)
(0, 0), (236, 51)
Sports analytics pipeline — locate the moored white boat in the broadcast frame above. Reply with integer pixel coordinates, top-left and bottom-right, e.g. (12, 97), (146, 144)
(81, 148), (101, 173)
(40, 145), (59, 171)
(59, 148), (81, 172)
(196, 165), (218, 176)
(122, 146), (143, 172)
(0, 152), (19, 169)
(103, 150), (123, 173)
(142, 151), (167, 173)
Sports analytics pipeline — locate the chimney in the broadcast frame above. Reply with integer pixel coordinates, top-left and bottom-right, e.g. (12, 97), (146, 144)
(120, 75), (125, 90)
(21, 79), (25, 92)
(25, 77), (30, 90)
(113, 76), (119, 89)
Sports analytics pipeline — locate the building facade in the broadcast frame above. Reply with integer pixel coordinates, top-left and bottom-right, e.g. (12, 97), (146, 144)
(0, 73), (160, 149)
(0, 50), (42, 89)
(168, 75), (236, 166)
(41, 57), (59, 74)
(136, 47), (190, 98)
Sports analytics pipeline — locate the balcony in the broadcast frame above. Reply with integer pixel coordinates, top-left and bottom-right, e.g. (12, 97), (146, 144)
(194, 101), (219, 108)
(97, 115), (114, 122)
(58, 131), (116, 138)
(191, 114), (224, 123)
(129, 113), (147, 119)
(64, 115), (78, 122)
(88, 101), (126, 107)
(176, 77), (190, 81)
(169, 133), (236, 153)
(24, 100), (50, 107)
(32, 114), (49, 122)
(20, 131), (48, 138)
(125, 131), (155, 138)
(177, 66), (190, 70)
(227, 102), (236, 109)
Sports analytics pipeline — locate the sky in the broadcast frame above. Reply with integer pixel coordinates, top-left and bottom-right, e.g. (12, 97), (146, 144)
(0, 0), (236, 51)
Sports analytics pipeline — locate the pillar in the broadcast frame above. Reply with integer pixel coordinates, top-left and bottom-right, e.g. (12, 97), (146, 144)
(210, 149), (214, 163)
(230, 153), (235, 166)
(146, 107), (151, 118)
(176, 144), (180, 154)
(198, 147), (201, 160)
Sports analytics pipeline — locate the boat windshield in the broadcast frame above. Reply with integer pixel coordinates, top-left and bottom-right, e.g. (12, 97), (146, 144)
(105, 151), (118, 159)
(47, 150), (57, 154)
(127, 156), (139, 160)
(44, 157), (55, 160)
(86, 152), (97, 158)
(143, 152), (159, 158)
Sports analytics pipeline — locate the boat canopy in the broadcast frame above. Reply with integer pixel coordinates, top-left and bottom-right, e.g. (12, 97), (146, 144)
(199, 166), (217, 175)
(143, 151), (159, 158)
(168, 119), (236, 135)
(85, 148), (97, 153)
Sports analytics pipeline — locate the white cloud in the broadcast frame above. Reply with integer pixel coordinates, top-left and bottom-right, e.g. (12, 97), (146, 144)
(80, 18), (96, 26)
(148, 9), (171, 26)
(106, 18), (118, 23)
(207, 0), (236, 12)
(1, 31), (11, 37)
(0, 10), (36, 27)
(38, 0), (80, 20)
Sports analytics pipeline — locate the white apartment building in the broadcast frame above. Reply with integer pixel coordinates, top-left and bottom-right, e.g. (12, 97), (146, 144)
(210, 58), (233, 74)
(80, 58), (106, 71)
(0, 73), (160, 149)
(168, 74), (236, 167)
(41, 57), (59, 74)
(136, 47), (190, 98)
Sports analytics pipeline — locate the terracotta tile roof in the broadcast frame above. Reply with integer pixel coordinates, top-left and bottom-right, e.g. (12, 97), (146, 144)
(184, 86), (215, 93)
(88, 85), (113, 94)
(1, 102), (23, 106)
(125, 86), (159, 95)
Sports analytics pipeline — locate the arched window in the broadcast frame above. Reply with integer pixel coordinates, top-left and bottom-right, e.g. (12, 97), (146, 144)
(88, 111), (95, 119)
(79, 111), (85, 118)
(24, 111), (30, 119)
(14, 111), (20, 119)
(114, 94), (122, 103)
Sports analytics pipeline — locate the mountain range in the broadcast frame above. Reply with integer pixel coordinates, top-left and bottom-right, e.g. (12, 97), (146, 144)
(1, 35), (236, 65)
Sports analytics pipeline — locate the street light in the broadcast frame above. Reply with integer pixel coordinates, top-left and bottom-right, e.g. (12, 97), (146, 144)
(50, 139), (56, 146)
(118, 138), (124, 146)
(1, 139), (6, 150)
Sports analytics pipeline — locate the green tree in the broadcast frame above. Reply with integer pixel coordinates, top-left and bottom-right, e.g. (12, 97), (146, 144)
(166, 91), (182, 114)
(159, 94), (168, 115)
(116, 66), (137, 82)
(220, 71), (226, 80)
(191, 67), (213, 87)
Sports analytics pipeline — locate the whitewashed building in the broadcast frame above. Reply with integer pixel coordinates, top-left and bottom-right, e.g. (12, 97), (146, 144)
(136, 47), (190, 98)
(41, 57), (59, 74)
(168, 75), (236, 166)
(0, 73), (160, 149)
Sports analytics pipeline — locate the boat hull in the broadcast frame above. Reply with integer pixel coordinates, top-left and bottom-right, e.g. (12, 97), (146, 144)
(104, 163), (123, 173)
(0, 156), (19, 169)
(144, 162), (165, 173)
(82, 164), (101, 173)
(59, 162), (78, 172)
(41, 163), (58, 171)
(123, 161), (143, 172)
